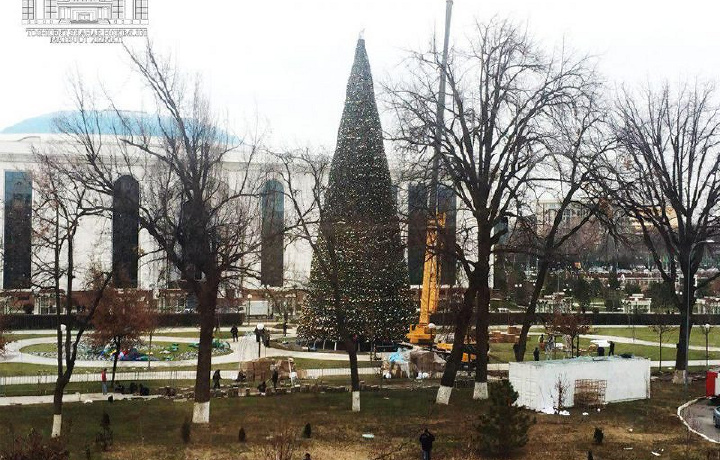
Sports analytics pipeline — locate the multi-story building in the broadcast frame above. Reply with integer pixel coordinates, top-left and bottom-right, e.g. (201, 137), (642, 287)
(0, 113), (469, 314)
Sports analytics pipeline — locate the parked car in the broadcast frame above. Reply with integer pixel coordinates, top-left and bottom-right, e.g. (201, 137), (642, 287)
(714, 405), (720, 428)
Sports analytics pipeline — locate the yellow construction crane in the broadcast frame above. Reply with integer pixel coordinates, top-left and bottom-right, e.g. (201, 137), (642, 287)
(406, 0), (454, 348)
(407, 214), (444, 345)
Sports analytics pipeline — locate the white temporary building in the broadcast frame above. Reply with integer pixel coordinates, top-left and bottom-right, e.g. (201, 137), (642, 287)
(509, 356), (651, 412)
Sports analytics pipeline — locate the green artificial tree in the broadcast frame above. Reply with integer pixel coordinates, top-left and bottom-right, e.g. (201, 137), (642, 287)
(475, 380), (536, 456)
(298, 38), (414, 411)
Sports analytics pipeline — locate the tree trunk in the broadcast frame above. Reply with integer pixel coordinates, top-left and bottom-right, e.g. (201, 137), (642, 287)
(474, 238), (491, 400)
(51, 374), (68, 438)
(673, 281), (694, 384)
(345, 337), (360, 411)
(515, 259), (550, 362)
(436, 280), (478, 405)
(192, 286), (217, 424)
(52, 235), (75, 438)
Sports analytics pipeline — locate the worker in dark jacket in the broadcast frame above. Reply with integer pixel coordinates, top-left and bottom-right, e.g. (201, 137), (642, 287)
(419, 428), (435, 460)
(212, 369), (221, 389)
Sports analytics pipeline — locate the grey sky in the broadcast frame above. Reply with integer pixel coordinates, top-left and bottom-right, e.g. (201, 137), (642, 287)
(1, 0), (719, 148)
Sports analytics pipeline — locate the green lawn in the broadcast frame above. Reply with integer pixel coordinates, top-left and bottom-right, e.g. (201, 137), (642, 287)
(0, 380), (714, 459)
(5, 333), (56, 342)
(487, 339), (720, 363)
(592, 325), (720, 348)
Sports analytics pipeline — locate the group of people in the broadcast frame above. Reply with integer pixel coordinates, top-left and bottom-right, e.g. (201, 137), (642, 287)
(530, 334), (616, 361)
(212, 366), (280, 393)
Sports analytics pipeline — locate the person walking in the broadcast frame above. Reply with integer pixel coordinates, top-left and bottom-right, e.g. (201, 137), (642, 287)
(533, 347), (540, 361)
(419, 428), (435, 460)
(282, 321), (288, 337)
(230, 324), (239, 342)
(609, 341), (615, 356)
(271, 367), (279, 390)
(212, 369), (221, 389)
(101, 368), (108, 395)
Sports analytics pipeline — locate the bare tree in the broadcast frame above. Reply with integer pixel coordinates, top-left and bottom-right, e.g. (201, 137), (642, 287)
(52, 43), (266, 423)
(650, 321), (677, 372)
(90, 281), (157, 385)
(600, 81), (720, 383)
(545, 312), (591, 358)
(386, 19), (597, 403)
(32, 150), (111, 438)
(509, 88), (608, 361)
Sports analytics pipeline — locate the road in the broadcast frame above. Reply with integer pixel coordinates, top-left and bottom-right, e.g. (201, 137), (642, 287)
(679, 398), (720, 443)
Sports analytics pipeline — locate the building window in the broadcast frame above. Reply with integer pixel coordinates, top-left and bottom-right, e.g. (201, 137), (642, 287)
(261, 180), (284, 287)
(112, 175), (140, 287)
(407, 183), (427, 285)
(134, 0), (148, 20)
(22, 0), (35, 20)
(44, 0), (57, 19)
(438, 185), (457, 285)
(111, 0), (123, 19)
(4, 171), (32, 289)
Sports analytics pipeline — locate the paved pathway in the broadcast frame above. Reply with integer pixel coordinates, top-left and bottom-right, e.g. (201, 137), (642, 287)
(584, 333), (720, 352)
(2, 328), (370, 369)
(0, 392), (161, 407)
(0, 366), (381, 389)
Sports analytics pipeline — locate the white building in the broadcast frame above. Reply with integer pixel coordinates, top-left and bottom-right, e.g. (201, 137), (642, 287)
(0, 113), (471, 313)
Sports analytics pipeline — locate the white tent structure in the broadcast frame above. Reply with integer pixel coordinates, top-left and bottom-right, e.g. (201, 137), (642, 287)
(509, 356), (651, 412)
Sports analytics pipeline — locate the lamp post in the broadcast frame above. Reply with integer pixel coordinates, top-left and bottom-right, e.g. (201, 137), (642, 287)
(254, 323), (265, 358)
(685, 239), (715, 389)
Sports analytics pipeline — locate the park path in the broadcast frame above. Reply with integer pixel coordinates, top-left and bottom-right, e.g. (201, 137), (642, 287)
(584, 333), (720, 352)
(0, 366), (382, 389)
(4, 327), (720, 391)
(0, 392), (161, 407)
(2, 326), (370, 369)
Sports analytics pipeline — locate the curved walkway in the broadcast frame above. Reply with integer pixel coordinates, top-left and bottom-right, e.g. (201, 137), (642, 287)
(584, 333), (720, 352)
(2, 328), (370, 369)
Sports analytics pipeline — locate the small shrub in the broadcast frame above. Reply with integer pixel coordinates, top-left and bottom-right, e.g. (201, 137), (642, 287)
(181, 418), (191, 444)
(95, 411), (113, 451)
(474, 380), (535, 457)
(302, 423), (311, 439)
(238, 427), (246, 443)
(0, 428), (69, 460)
(255, 423), (297, 460)
(593, 427), (604, 444)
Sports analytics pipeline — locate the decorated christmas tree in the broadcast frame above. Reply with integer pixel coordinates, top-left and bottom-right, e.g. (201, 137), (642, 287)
(299, 37), (413, 351)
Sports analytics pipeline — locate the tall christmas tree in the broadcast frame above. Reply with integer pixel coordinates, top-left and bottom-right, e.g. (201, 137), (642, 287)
(299, 38), (414, 409)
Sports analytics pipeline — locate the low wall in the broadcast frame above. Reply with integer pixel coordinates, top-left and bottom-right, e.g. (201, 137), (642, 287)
(430, 311), (720, 326)
(3, 313), (245, 330)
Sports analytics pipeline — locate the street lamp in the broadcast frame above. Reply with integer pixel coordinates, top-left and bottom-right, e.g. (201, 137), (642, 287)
(685, 239), (715, 389)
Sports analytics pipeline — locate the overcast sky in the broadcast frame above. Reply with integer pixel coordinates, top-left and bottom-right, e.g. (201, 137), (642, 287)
(1, 0), (719, 148)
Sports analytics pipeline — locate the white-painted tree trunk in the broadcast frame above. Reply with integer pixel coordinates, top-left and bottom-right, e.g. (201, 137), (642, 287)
(352, 390), (360, 412)
(192, 401), (210, 424)
(473, 381), (488, 400)
(51, 414), (62, 438)
(672, 369), (687, 385)
(436, 385), (452, 405)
